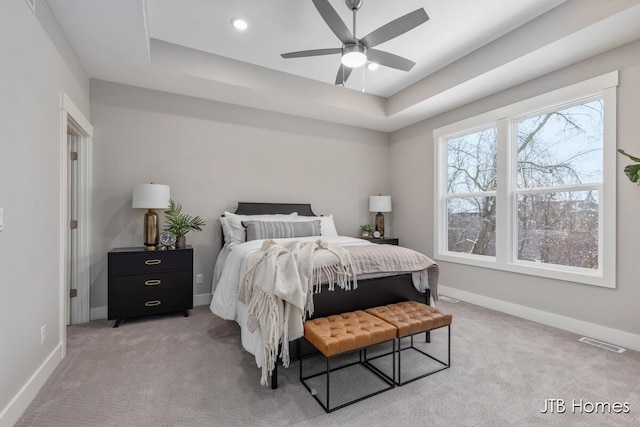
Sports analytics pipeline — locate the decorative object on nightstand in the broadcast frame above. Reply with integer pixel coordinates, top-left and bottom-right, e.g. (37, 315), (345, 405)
(360, 224), (374, 237)
(108, 246), (193, 327)
(163, 199), (206, 249)
(132, 183), (170, 250)
(369, 194), (392, 237)
(159, 231), (177, 249)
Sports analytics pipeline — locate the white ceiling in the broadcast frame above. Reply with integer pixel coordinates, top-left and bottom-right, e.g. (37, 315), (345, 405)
(145, 0), (565, 97)
(45, 0), (640, 132)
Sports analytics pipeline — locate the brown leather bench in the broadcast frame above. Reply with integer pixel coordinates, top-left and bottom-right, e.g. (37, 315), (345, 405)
(366, 301), (452, 385)
(299, 310), (397, 412)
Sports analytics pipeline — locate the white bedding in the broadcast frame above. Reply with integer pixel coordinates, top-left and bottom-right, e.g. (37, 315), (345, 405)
(209, 235), (430, 367)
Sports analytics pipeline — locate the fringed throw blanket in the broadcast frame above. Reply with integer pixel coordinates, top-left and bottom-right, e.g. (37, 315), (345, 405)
(345, 244), (440, 301)
(238, 239), (356, 385)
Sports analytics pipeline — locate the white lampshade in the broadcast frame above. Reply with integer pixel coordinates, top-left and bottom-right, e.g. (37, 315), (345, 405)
(132, 184), (170, 209)
(369, 195), (392, 213)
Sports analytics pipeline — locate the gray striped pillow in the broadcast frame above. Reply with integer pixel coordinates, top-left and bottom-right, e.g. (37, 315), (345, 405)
(242, 220), (321, 241)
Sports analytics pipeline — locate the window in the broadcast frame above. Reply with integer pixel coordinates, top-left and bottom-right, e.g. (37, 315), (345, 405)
(446, 127), (497, 257)
(434, 72), (617, 287)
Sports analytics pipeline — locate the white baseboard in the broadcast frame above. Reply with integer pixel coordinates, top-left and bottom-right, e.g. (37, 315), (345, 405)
(0, 343), (63, 427)
(439, 285), (640, 352)
(193, 293), (212, 307)
(90, 294), (212, 321)
(91, 305), (107, 320)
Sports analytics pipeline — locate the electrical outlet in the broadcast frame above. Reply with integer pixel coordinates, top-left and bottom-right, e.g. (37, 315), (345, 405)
(196, 274), (204, 285)
(40, 325), (46, 345)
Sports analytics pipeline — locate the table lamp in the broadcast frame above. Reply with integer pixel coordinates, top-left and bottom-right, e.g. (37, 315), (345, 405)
(369, 195), (392, 237)
(132, 183), (170, 249)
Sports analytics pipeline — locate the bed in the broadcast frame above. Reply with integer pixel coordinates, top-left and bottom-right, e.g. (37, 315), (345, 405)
(209, 202), (437, 388)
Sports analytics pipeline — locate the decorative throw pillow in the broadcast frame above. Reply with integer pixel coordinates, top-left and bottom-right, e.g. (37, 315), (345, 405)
(224, 212), (298, 246)
(242, 220), (321, 241)
(287, 214), (339, 236)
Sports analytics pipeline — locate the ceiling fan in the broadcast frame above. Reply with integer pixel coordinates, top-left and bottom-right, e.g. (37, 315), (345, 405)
(281, 0), (429, 85)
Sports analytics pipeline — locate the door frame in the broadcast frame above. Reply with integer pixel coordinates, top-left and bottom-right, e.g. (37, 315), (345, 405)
(59, 93), (92, 356)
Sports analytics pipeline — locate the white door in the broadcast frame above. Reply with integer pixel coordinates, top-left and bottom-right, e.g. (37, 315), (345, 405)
(67, 133), (79, 325)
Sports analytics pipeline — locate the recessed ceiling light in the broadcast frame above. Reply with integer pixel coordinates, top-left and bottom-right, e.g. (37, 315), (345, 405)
(230, 18), (248, 31)
(367, 62), (379, 71)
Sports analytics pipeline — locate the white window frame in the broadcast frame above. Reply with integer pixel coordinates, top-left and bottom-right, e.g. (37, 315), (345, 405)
(434, 72), (617, 288)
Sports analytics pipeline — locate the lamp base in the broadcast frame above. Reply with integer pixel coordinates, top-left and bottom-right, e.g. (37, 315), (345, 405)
(375, 212), (385, 237)
(144, 209), (159, 249)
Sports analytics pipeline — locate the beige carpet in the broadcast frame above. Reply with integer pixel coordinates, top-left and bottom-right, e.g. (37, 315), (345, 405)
(17, 300), (640, 426)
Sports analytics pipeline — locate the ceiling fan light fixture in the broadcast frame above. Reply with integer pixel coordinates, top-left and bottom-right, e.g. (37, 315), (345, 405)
(230, 18), (248, 31)
(367, 62), (379, 71)
(341, 44), (367, 68)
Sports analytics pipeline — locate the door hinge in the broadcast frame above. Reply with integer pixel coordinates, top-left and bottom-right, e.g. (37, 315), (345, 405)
(70, 151), (78, 161)
(70, 220), (78, 229)
(70, 288), (78, 298)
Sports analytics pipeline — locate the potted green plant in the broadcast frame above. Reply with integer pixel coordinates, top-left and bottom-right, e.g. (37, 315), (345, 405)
(618, 149), (640, 185)
(360, 224), (374, 237)
(163, 199), (206, 249)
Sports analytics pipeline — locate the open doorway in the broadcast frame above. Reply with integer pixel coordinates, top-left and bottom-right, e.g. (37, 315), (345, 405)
(60, 94), (92, 356)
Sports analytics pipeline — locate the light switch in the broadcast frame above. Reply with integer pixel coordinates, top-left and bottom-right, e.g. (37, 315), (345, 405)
(0, 208), (3, 231)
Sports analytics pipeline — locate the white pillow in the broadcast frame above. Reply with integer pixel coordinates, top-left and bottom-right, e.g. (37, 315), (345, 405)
(223, 211), (298, 246)
(296, 214), (339, 236)
(219, 217), (234, 246)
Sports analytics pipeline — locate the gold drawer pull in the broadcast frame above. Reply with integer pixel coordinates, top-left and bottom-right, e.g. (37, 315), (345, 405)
(144, 259), (161, 265)
(144, 279), (161, 286)
(144, 300), (161, 307)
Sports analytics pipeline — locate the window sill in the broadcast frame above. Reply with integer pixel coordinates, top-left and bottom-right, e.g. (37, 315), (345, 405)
(435, 252), (614, 289)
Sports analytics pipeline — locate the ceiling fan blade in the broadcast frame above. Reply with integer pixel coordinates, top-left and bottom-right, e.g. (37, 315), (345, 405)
(312, 0), (355, 45)
(360, 8), (429, 48)
(335, 64), (354, 85)
(281, 48), (342, 59)
(367, 49), (416, 71)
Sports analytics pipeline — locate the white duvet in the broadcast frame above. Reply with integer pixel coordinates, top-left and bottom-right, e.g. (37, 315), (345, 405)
(209, 236), (428, 367)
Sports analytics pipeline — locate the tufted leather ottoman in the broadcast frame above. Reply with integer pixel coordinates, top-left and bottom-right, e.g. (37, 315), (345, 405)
(304, 311), (397, 357)
(300, 310), (397, 412)
(366, 301), (452, 385)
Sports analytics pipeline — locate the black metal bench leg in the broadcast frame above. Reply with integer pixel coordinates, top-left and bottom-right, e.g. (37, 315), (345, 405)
(448, 325), (451, 367)
(326, 356), (331, 410)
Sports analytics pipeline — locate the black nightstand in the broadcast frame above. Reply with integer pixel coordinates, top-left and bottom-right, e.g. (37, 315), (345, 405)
(362, 237), (399, 245)
(108, 246), (193, 327)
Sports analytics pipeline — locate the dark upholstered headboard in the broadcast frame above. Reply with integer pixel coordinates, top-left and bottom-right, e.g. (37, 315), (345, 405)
(234, 202), (316, 216)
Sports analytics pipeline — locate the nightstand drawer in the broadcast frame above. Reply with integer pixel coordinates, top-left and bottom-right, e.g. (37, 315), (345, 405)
(108, 289), (192, 320)
(109, 270), (191, 295)
(109, 249), (192, 275)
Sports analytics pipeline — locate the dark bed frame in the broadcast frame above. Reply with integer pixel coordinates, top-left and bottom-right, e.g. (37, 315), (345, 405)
(231, 202), (431, 389)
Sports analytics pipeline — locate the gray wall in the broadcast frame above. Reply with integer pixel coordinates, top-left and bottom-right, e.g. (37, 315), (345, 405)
(390, 39), (640, 336)
(0, 0), (90, 420)
(89, 80), (390, 311)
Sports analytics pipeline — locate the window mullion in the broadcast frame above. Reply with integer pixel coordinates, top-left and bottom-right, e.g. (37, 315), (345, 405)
(495, 118), (510, 264)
